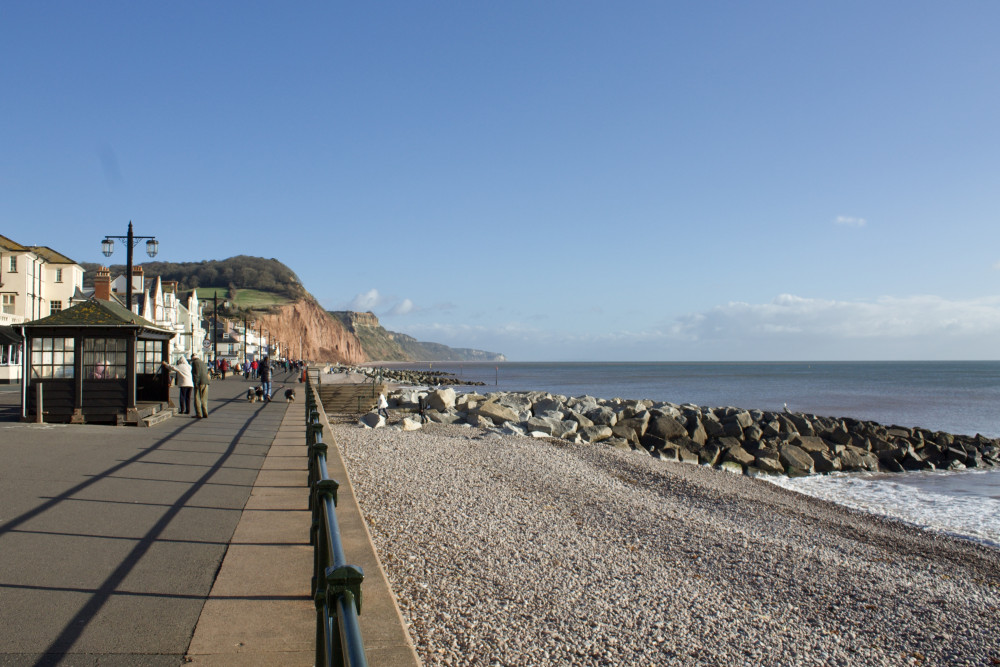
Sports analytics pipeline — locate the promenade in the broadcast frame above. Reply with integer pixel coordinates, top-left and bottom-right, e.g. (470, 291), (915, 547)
(0, 371), (312, 666)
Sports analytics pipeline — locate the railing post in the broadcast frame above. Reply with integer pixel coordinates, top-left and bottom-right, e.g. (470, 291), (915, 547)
(306, 373), (367, 667)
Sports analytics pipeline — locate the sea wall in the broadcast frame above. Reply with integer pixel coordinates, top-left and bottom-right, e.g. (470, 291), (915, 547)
(385, 388), (1000, 477)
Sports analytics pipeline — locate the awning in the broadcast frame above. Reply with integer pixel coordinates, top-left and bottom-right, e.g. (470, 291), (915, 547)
(0, 325), (22, 346)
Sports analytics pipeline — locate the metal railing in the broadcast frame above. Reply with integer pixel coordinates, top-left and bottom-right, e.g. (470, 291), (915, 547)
(306, 379), (367, 667)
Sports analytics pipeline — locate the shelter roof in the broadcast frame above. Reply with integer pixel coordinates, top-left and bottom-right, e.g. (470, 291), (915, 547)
(23, 298), (174, 338)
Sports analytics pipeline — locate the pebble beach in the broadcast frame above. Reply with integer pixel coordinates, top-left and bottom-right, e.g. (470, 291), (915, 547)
(334, 418), (1000, 666)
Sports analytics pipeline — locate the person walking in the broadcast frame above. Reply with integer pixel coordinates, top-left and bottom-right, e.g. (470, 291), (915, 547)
(259, 357), (272, 402)
(191, 352), (211, 418)
(219, 358), (228, 380)
(377, 392), (389, 419)
(161, 356), (194, 415)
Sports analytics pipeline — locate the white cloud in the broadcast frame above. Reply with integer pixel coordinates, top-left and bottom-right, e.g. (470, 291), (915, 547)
(834, 215), (867, 227)
(391, 294), (1000, 361)
(670, 293), (1000, 342)
(347, 288), (382, 311)
(992, 260), (1000, 271)
(386, 298), (414, 316)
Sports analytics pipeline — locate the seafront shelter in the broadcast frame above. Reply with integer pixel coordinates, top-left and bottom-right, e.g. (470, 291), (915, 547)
(19, 297), (175, 424)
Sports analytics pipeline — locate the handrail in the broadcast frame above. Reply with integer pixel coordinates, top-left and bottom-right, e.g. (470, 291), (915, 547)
(306, 375), (368, 667)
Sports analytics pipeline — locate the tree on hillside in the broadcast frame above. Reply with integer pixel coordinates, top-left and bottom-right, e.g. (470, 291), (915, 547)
(80, 255), (307, 300)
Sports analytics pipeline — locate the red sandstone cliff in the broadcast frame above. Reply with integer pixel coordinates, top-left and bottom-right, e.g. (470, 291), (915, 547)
(253, 298), (366, 364)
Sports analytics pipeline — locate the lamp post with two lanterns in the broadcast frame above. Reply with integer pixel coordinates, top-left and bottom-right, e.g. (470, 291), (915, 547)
(101, 221), (158, 311)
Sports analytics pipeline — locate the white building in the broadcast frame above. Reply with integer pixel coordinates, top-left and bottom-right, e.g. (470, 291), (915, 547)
(102, 266), (206, 364)
(0, 235), (85, 383)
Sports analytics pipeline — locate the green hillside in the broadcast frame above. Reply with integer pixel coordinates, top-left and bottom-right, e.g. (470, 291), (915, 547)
(329, 311), (505, 362)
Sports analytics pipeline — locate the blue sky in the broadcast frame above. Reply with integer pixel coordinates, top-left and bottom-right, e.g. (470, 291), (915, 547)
(3, 2), (999, 361)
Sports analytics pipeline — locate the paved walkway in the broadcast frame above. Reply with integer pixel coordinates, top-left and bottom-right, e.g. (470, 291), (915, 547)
(0, 372), (309, 666)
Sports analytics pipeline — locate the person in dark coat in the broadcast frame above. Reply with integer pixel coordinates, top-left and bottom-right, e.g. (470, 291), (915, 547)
(259, 357), (272, 402)
(191, 353), (211, 418)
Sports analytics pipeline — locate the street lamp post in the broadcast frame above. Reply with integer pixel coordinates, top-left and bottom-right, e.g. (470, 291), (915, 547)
(101, 221), (158, 311)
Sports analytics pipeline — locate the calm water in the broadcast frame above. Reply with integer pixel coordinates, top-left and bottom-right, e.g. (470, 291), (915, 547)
(379, 360), (1000, 547)
(384, 361), (1000, 437)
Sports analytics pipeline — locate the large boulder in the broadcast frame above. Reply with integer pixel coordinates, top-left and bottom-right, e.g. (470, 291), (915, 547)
(579, 425), (614, 443)
(394, 391), (422, 410)
(525, 416), (557, 435)
(568, 396), (599, 413)
(723, 445), (755, 467)
(400, 417), (423, 431)
(359, 412), (385, 429)
(810, 450), (842, 473)
(721, 420), (744, 439)
(455, 394), (481, 411)
(567, 410), (595, 429)
(699, 440), (723, 466)
(647, 415), (688, 441)
(584, 405), (618, 426)
(640, 415), (688, 451)
(614, 413), (650, 443)
(427, 388), (457, 411)
(785, 413), (815, 436)
(687, 417), (708, 445)
(779, 444), (815, 475)
(496, 393), (533, 413)
(754, 455), (785, 474)
(477, 401), (519, 426)
(791, 435), (831, 454)
(425, 410), (463, 425)
(823, 422), (852, 445)
(838, 445), (877, 471)
(532, 396), (565, 416)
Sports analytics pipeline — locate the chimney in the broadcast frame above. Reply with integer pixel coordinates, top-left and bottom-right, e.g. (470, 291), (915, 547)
(95, 266), (112, 300)
(132, 266), (144, 294)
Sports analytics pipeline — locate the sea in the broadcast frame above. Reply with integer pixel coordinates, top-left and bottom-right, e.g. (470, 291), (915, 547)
(375, 361), (1000, 548)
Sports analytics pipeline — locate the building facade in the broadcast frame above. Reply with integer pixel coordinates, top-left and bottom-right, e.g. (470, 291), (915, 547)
(0, 235), (85, 383)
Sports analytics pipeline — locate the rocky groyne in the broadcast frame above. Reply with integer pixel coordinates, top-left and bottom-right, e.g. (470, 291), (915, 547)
(381, 387), (999, 478)
(353, 366), (486, 387)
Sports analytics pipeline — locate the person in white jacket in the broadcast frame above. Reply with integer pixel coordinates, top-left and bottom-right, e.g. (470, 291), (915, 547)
(162, 356), (194, 415)
(377, 392), (389, 419)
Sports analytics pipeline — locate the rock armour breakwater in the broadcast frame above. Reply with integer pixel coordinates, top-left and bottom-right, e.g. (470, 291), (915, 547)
(386, 388), (999, 478)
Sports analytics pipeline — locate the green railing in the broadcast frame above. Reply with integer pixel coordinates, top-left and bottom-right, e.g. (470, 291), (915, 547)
(306, 377), (367, 667)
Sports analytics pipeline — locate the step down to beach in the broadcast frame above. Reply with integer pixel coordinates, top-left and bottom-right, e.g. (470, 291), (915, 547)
(318, 384), (386, 416)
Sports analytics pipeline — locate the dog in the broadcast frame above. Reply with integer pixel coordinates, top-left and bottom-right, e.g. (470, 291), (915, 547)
(246, 387), (258, 403)
(255, 386), (265, 402)
(284, 388), (296, 402)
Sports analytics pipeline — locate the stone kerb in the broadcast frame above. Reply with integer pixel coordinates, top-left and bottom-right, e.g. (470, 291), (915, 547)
(309, 384), (420, 667)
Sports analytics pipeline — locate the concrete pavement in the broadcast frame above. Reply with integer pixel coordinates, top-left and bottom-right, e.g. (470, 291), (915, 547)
(0, 371), (305, 666)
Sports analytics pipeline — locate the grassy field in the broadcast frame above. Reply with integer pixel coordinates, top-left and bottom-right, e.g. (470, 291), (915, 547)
(195, 287), (291, 308)
(232, 289), (291, 308)
(196, 287), (230, 300)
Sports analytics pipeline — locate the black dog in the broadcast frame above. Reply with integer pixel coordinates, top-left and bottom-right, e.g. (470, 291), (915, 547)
(284, 388), (296, 402)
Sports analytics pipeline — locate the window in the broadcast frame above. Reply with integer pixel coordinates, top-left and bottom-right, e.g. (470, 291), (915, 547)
(30, 337), (75, 379)
(55, 268), (63, 282)
(49, 300), (62, 315)
(2, 343), (20, 366)
(1, 294), (13, 315)
(8, 256), (15, 272)
(135, 340), (160, 374)
(83, 338), (126, 379)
